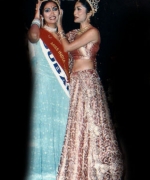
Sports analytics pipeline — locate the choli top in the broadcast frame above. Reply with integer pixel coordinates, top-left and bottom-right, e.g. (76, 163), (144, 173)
(66, 29), (99, 61)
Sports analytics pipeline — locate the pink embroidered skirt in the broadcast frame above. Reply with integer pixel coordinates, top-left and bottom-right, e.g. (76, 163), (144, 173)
(57, 69), (123, 180)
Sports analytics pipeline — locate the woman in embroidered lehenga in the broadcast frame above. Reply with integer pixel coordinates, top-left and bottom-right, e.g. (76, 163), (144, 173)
(25, 0), (70, 180)
(56, 0), (124, 179)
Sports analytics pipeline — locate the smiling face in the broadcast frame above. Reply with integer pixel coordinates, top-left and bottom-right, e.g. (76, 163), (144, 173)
(74, 1), (88, 23)
(42, 1), (60, 26)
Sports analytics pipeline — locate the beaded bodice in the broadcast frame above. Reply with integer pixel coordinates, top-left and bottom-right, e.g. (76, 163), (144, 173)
(66, 29), (99, 61)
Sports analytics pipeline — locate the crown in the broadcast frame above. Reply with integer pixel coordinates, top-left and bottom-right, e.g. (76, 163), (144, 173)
(40, 0), (61, 9)
(86, 0), (100, 16)
(51, 0), (61, 8)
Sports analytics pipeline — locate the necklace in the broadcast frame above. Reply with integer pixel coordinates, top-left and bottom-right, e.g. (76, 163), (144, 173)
(43, 25), (57, 33)
(78, 25), (91, 35)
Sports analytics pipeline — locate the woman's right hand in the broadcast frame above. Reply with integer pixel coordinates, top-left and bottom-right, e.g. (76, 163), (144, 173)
(34, 0), (43, 19)
(28, 0), (45, 43)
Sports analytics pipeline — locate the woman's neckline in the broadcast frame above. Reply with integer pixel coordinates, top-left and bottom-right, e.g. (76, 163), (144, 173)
(43, 25), (57, 33)
(78, 24), (92, 35)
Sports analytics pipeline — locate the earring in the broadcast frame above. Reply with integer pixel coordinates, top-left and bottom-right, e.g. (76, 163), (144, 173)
(88, 16), (91, 23)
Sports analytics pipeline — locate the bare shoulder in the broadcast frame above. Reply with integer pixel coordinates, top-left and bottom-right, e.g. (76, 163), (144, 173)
(89, 27), (100, 36)
(86, 26), (101, 42)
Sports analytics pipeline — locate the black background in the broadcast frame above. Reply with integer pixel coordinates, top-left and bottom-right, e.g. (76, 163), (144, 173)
(2, 0), (150, 179)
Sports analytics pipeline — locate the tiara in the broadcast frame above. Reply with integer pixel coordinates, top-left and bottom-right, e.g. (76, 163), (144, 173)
(51, 0), (61, 8)
(86, 0), (100, 16)
(40, 0), (61, 9)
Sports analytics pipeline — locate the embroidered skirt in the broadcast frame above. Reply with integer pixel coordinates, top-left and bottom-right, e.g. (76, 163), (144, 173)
(57, 69), (123, 180)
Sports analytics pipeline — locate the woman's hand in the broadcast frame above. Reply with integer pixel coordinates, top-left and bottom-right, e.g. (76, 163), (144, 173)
(34, 0), (43, 19)
(57, 9), (63, 27)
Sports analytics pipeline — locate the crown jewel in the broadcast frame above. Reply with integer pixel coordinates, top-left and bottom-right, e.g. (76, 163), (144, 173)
(86, 0), (100, 16)
(51, 0), (61, 7)
(40, 0), (61, 8)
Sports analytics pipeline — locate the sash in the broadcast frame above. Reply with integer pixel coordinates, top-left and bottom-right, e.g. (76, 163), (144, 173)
(40, 28), (70, 82)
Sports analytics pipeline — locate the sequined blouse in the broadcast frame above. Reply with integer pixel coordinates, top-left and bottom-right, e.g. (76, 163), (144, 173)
(66, 29), (99, 61)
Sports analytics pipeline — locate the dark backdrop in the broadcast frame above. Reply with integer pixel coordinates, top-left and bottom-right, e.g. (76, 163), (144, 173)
(3, 0), (150, 179)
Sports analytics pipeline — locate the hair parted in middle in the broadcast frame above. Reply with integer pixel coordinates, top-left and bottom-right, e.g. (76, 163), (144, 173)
(40, 0), (61, 15)
(39, 0), (61, 27)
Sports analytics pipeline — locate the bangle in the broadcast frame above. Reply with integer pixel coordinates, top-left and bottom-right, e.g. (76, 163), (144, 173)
(59, 36), (67, 41)
(57, 30), (64, 35)
(57, 30), (66, 41)
(31, 18), (40, 28)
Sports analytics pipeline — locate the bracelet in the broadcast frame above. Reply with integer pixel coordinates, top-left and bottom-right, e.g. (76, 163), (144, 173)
(57, 30), (66, 41)
(31, 18), (40, 28)
(57, 30), (64, 35)
(59, 36), (67, 41)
